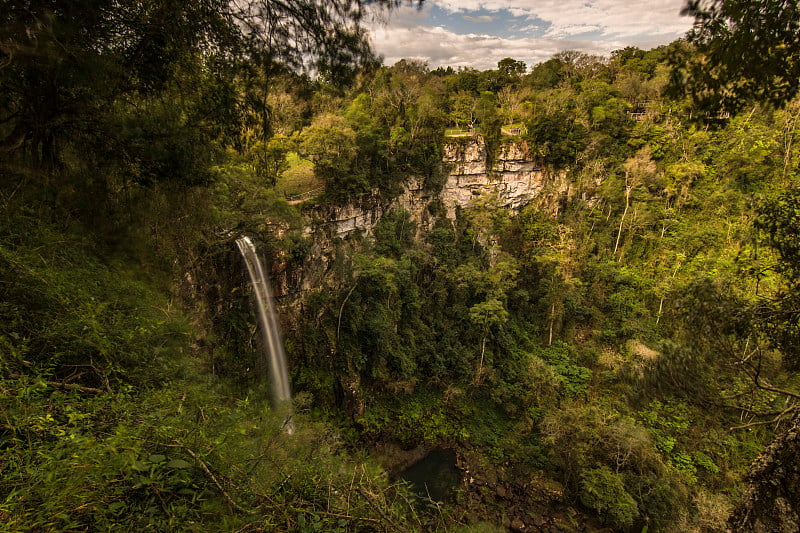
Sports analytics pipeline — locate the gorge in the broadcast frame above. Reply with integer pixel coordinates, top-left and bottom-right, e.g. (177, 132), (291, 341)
(3, 6), (800, 529)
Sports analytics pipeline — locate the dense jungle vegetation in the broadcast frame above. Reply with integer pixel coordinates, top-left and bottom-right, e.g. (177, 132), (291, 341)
(2, 0), (800, 531)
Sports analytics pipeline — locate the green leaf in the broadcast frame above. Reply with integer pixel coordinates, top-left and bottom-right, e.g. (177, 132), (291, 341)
(166, 459), (192, 469)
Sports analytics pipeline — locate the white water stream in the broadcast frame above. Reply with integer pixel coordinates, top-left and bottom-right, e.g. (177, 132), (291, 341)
(235, 237), (292, 425)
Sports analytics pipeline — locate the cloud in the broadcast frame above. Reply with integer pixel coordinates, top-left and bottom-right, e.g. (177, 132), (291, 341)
(369, 20), (606, 70)
(431, 0), (692, 38)
(462, 15), (495, 23)
(367, 2), (693, 70)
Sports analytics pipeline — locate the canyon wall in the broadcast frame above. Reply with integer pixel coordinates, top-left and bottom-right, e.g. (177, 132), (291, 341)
(311, 136), (569, 240)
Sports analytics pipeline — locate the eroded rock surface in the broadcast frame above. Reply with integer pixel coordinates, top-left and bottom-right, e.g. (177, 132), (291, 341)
(312, 138), (567, 240)
(729, 416), (800, 532)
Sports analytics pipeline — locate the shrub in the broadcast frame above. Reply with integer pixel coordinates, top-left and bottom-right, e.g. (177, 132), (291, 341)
(579, 466), (639, 529)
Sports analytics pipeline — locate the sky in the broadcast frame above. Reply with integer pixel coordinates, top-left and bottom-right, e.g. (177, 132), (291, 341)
(367, 0), (695, 71)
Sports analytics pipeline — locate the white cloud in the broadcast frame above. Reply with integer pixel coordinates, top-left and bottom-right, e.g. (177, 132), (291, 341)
(369, 21), (607, 70)
(463, 15), (495, 23)
(367, 1), (693, 70)
(431, 0), (692, 38)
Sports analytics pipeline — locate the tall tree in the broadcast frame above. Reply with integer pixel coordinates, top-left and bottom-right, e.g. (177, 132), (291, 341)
(0, 0), (418, 171)
(671, 0), (800, 114)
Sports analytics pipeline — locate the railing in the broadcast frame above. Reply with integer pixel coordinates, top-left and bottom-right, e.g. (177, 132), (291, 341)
(444, 128), (478, 137)
(285, 187), (324, 203)
(501, 126), (526, 136)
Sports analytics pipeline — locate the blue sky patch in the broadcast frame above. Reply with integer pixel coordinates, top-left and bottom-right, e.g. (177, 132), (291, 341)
(426, 5), (549, 39)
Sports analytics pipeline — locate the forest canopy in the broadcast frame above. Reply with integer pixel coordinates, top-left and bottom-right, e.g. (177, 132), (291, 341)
(671, 0), (800, 113)
(2, 0), (800, 531)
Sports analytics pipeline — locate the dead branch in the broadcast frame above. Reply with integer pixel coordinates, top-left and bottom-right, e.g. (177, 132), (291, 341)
(294, 509), (383, 527)
(336, 283), (358, 345)
(730, 403), (800, 431)
(355, 486), (411, 533)
(8, 373), (104, 395)
(173, 441), (253, 514)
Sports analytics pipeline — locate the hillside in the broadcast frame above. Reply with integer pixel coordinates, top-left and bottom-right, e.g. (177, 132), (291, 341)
(2, 4), (800, 531)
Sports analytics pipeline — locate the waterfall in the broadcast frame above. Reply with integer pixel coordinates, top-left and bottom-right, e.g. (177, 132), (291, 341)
(235, 236), (292, 413)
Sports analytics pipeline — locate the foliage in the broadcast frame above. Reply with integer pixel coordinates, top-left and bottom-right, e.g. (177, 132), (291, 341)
(579, 466), (639, 528)
(536, 343), (592, 399)
(0, 211), (189, 388)
(672, 0), (800, 114)
(0, 368), (426, 531)
(4, 5), (800, 528)
(755, 188), (800, 367)
(524, 110), (589, 168)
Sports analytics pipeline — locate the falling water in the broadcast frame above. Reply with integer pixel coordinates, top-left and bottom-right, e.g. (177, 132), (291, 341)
(235, 236), (292, 423)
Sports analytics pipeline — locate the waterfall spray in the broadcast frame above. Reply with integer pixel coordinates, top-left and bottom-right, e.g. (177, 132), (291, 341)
(235, 236), (293, 430)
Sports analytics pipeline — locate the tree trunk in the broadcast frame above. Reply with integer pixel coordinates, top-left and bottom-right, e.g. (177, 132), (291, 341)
(614, 184), (631, 257)
(656, 297), (664, 325)
(474, 323), (488, 385)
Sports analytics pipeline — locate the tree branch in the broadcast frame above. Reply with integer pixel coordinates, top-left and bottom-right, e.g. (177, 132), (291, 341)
(730, 403), (800, 431)
(355, 486), (411, 533)
(336, 283), (358, 345)
(172, 441), (253, 514)
(8, 373), (104, 395)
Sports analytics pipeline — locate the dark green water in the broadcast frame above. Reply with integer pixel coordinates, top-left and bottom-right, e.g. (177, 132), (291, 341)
(397, 448), (460, 502)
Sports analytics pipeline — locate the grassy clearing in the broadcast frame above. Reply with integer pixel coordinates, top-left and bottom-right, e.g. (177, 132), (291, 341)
(275, 152), (323, 199)
(501, 123), (526, 136)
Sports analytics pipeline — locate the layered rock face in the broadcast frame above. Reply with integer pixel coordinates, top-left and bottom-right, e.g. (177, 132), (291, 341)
(729, 417), (800, 532)
(284, 136), (569, 297)
(315, 137), (565, 239)
(440, 136), (553, 218)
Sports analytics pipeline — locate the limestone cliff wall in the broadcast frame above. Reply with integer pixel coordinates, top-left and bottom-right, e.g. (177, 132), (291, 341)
(441, 136), (555, 218)
(310, 137), (567, 240)
(282, 137), (569, 297)
(728, 416), (800, 532)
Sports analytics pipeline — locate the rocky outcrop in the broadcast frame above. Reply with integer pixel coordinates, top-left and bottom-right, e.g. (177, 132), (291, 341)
(316, 194), (385, 239)
(728, 416), (800, 532)
(441, 136), (563, 218)
(309, 137), (567, 240)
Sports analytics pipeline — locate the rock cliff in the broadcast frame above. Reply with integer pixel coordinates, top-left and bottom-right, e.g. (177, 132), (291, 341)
(310, 136), (567, 240)
(728, 416), (800, 532)
(440, 136), (560, 218)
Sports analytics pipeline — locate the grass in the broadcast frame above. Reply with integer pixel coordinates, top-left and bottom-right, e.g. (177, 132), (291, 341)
(444, 124), (527, 137)
(445, 127), (482, 137)
(500, 123), (526, 136)
(275, 152), (323, 199)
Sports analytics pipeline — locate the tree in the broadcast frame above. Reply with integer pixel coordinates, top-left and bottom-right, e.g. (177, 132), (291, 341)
(0, 0), (417, 172)
(614, 148), (657, 258)
(611, 46), (663, 79)
(257, 134), (293, 186)
(528, 57), (565, 89)
(671, 0), (800, 114)
(498, 57), (527, 79)
(497, 86), (527, 125)
(755, 188), (800, 369)
(299, 113), (362, 198)
(469, 298), (509, 384)
(524, 110), (589, 168)
(449, 91), (477, 128)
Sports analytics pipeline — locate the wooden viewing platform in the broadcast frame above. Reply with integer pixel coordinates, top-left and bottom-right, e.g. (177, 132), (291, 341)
(285, 187), (323, 205)
(444, 125), (527, 137)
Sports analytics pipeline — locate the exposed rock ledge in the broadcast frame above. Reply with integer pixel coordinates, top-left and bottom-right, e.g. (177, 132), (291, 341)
(311, 137), (567, 239)
(728, 416), (800, 532)
(441, 135), (553, 218)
